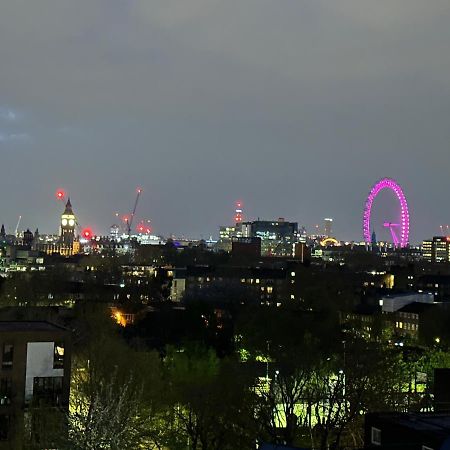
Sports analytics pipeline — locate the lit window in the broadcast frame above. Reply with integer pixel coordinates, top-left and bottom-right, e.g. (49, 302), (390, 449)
(371, 427), (381, 445)
(291, 272), (296, 277)
(0, 379), (11, 405)
(290, 295), (295, 300)
(53, 343), (64, 369)
(267, 287), (273, 294)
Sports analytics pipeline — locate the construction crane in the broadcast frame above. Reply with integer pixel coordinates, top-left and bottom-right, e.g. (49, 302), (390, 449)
(126, 188), (142, 236)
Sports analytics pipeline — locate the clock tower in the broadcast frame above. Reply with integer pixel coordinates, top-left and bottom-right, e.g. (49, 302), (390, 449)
(60, 198), (76, 245)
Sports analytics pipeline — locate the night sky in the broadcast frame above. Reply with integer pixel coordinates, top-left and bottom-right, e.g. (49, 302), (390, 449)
(1, 1), (450, 242)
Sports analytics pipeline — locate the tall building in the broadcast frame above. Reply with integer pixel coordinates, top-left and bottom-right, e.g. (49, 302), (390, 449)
(110, 224), (120, 241)
(60, 198), (76, 246)
(242, 219), (298, 257)
(234, 201), (244, 224)
(35, 199), (80, 256)
(422, 237), (450, 263)
(216, 201), (245, 252)
(324, 218), (333, 237)
(0, 321), (71, 448)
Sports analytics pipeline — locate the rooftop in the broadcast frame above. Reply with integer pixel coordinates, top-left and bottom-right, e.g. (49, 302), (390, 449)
(368, 412), (450, 440)
(0, 321), (68, 333)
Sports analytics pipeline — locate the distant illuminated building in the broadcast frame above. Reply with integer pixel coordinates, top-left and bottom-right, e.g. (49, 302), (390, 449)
(422, 237), (450, 263)
(216, 201), (245, 252)
(242, 218), (298, 257)
(60, 198), (76, 246)
(422, 240), (432, 261)
(234, 201), (244, 223)
(36, 198), (80, 256)
(110, 224), (120, 241)
(324, 218), (333, 237)
(299, 226), (307, 243)
(217, 225), (243, 252)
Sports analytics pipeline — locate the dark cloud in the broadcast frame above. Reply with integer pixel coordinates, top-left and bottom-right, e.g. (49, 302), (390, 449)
(0, 0), (449, 241)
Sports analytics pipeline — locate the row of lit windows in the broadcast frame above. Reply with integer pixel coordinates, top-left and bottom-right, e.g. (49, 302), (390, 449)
(396, 321), (418, 331)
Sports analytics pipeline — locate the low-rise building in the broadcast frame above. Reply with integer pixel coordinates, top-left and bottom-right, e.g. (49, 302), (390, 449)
(365, 412), (450, 449)
(171, 263), (301, 305)
(0, 321), (71, 449)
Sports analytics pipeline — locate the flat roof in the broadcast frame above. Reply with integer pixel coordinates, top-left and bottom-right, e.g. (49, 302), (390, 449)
(370, 412), (450, 439)
(0, 321), (68, 333)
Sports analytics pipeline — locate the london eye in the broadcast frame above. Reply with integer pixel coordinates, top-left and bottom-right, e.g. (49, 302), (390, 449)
(363, 178), (410, 248)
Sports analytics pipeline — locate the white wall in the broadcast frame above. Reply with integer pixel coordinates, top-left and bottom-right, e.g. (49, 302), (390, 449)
(25, 342), (64, 403)
(381, 293), (434, 313)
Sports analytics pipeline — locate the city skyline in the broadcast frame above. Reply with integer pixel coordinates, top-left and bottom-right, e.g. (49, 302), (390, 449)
(2, 1), (450, 241)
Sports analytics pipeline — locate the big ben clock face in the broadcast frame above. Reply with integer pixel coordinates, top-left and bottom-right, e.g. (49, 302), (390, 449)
(69, 219), (75, 227)
(62, 219), (68, 226)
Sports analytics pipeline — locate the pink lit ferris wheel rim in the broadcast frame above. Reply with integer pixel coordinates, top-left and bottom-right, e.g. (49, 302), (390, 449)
(363, 178), (410, 247)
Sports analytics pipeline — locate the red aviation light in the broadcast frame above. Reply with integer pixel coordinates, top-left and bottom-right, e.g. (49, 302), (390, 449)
(82, 228), (93, 239)
(56, 189), (65, 201)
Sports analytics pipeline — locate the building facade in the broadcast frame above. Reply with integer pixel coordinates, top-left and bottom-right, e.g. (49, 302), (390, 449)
(0, 321), (71, 449)
(422, 236), (450, 263)
(241, 219), (298, 257)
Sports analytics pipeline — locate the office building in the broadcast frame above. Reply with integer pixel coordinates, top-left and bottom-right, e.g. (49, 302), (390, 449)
(324, 218), (333, 237)
(422, 237), (450, 263)
(241, 219), (298, 257)
(216, 224), (243, 252)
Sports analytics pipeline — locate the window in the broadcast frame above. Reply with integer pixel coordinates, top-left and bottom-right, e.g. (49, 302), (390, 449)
(33, 377), (63, 407)
(0, 415), (9, 441)
(0, 379), (11, 406)
(1, 345), (13, 369)
(53, 343), (64, 369)
(371, 427), (381, 445)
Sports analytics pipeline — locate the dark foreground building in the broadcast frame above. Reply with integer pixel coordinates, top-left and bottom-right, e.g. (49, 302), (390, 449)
(365, 412), (450, 449)
(0, 321), (71, 449)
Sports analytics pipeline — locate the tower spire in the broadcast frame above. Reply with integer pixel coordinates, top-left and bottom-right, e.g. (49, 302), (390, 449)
(64, 197), (73, 215)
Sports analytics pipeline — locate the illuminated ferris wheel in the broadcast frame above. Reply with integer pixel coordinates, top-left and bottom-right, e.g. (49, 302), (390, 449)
(363, 178), (410, 248)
